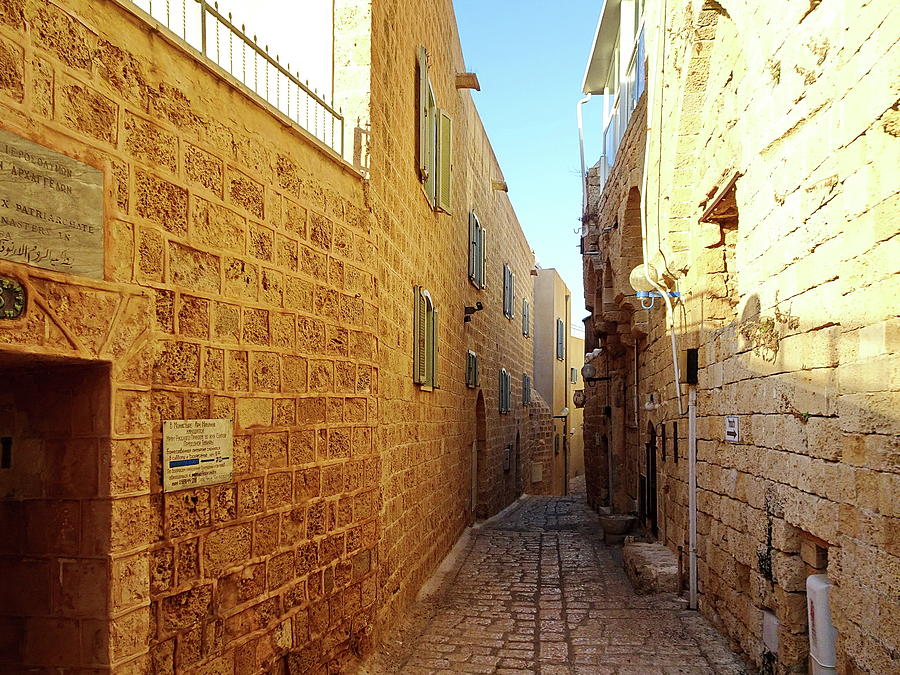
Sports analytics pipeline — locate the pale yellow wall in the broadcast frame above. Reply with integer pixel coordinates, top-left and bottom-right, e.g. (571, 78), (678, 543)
(567, 333), (585, 479)
(582, 0), (899, 672)
(533, 268), (575, 494)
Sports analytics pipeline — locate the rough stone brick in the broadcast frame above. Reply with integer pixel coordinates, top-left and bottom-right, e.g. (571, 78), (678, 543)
(185, 142), (223, 196)
(249, 223), (275, 262)
(237, 477), (263, 517)
(165, 489), (210, 538)
(266, 472), (293, 509)
(161, 584), (212, 633)
(253, 514), (280, 557)
(204, 525), (252, 577)
(153, 341), (200, 387)
(169, 242), (220, 292)
(29, 2), (93, 68)
(192, 196), (245, 253)
(223, 257), (259, 301)
(0, 36), (24, 101)
(252, 431), (288, 469)
(290, 430), (317, 465)
(250, 351), (280, 392)
(228, 169), (265, 219)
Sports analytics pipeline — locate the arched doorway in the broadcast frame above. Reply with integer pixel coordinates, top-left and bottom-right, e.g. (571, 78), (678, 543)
(514, 431), (521, 497)
(473, 391), (487, 520)
(641, 422), (658, 537)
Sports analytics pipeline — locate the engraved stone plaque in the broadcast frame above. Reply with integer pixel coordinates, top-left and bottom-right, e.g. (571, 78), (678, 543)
(0, 129), (104, 278)
(163, 419), (234, 492)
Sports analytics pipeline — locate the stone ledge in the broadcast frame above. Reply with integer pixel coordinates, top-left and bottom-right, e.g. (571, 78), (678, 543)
(623, 542), (680, 594)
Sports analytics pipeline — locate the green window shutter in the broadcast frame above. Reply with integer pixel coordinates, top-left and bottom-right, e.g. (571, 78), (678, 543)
(436, 109), (453, 213)
(466, 350), (479, 388)
(499, 369), (506, 413)
(413, 286), (426, 383)
(425, 84), (436, 206)
(431, 306), (439, 388)
(469, 212), (478, 282)
(556, 318), (565, 360)
(522, 298), (530, 336)
(417, 47), (429, 183)
(503, 370), (510, 412)
(479, 226), (486, 288)
(523, 373), (531, 405)
(510, 272), (516, 318)
(502, 264), (510, 317)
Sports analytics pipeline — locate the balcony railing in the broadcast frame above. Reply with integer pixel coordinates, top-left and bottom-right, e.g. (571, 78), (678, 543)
(597, 27), (645, 190)
(128, 0), (344, 156)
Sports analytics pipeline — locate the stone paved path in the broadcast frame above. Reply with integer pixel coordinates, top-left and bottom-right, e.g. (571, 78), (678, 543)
(361, 493), (748, 674)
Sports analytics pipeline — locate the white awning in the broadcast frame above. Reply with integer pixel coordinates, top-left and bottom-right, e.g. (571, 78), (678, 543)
(581, 0), (622, 94)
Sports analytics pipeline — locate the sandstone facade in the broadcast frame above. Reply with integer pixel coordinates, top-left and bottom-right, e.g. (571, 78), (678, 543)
(581, 1), (898, 673)
(0, 0), (548, 671)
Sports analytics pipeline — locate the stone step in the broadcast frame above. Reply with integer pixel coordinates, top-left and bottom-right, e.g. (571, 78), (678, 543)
(623, 541), (680, 594)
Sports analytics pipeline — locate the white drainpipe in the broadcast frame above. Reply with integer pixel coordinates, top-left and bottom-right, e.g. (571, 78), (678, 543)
(688, 384), (698, 609)
(638, 0), (684, 416)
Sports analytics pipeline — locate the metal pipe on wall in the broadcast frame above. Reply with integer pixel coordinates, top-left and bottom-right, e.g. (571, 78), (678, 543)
(688, 384), (698, 609)
(638, 0), (684, 416)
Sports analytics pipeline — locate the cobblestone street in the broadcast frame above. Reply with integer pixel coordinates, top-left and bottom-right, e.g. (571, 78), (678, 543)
(363, 493), (748, 674)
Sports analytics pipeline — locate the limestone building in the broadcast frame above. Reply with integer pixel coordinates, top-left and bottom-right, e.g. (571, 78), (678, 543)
(0, 0), (550, 670)
(567, 328), (586, 482)
(578, 0), (898, 673)
(533, 268), (577, 494)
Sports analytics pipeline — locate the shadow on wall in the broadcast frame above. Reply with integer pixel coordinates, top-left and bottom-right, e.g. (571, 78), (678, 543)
(583, 286), (896, 670)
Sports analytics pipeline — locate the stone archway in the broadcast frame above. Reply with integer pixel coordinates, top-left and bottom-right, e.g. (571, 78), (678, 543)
(473, 391), (487, 520)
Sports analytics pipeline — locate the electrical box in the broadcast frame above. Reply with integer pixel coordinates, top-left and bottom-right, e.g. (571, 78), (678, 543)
(679, 348), (699, 384)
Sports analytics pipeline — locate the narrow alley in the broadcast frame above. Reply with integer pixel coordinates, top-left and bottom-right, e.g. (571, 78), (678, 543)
(362, 489), (748, 674)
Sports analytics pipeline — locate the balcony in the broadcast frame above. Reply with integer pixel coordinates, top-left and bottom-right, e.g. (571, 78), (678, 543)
(596, 27), (645, 189)
(128, 0), (344, 156)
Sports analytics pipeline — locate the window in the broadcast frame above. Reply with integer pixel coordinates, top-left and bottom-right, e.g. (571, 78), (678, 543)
(466, 350), (479, 388)
(503, 264), (515, 319)
(499, 368), (511, 413)
(523, 373), (532, 405)
(417, 46), (452, 212)
(522, 298), (531, 337)
(413, 286), (439, 390)
(556, 318), (565, 360)
(468, 211), (486, 289)
(570, 367), (578, 384)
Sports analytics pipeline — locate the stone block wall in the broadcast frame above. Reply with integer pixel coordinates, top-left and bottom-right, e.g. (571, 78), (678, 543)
(367, 0), (545, 633)
(582, 0), (899, 672)
(0, 0), (540, 671)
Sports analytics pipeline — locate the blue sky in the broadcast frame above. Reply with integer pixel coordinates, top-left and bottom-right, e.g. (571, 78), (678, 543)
(454, 0), (603, 322)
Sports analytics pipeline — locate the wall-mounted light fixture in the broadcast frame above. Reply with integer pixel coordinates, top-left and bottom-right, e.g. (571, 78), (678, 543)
(629, 264), (680, 310)
(463, 301), (484, 323)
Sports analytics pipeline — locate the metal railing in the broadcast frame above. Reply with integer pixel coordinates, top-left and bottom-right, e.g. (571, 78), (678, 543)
(129, 0), (344, 156)
(597, 27), (645, 190)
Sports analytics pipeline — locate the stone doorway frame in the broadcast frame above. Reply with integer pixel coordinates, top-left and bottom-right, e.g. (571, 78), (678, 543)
(0, 264), (153, 670)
